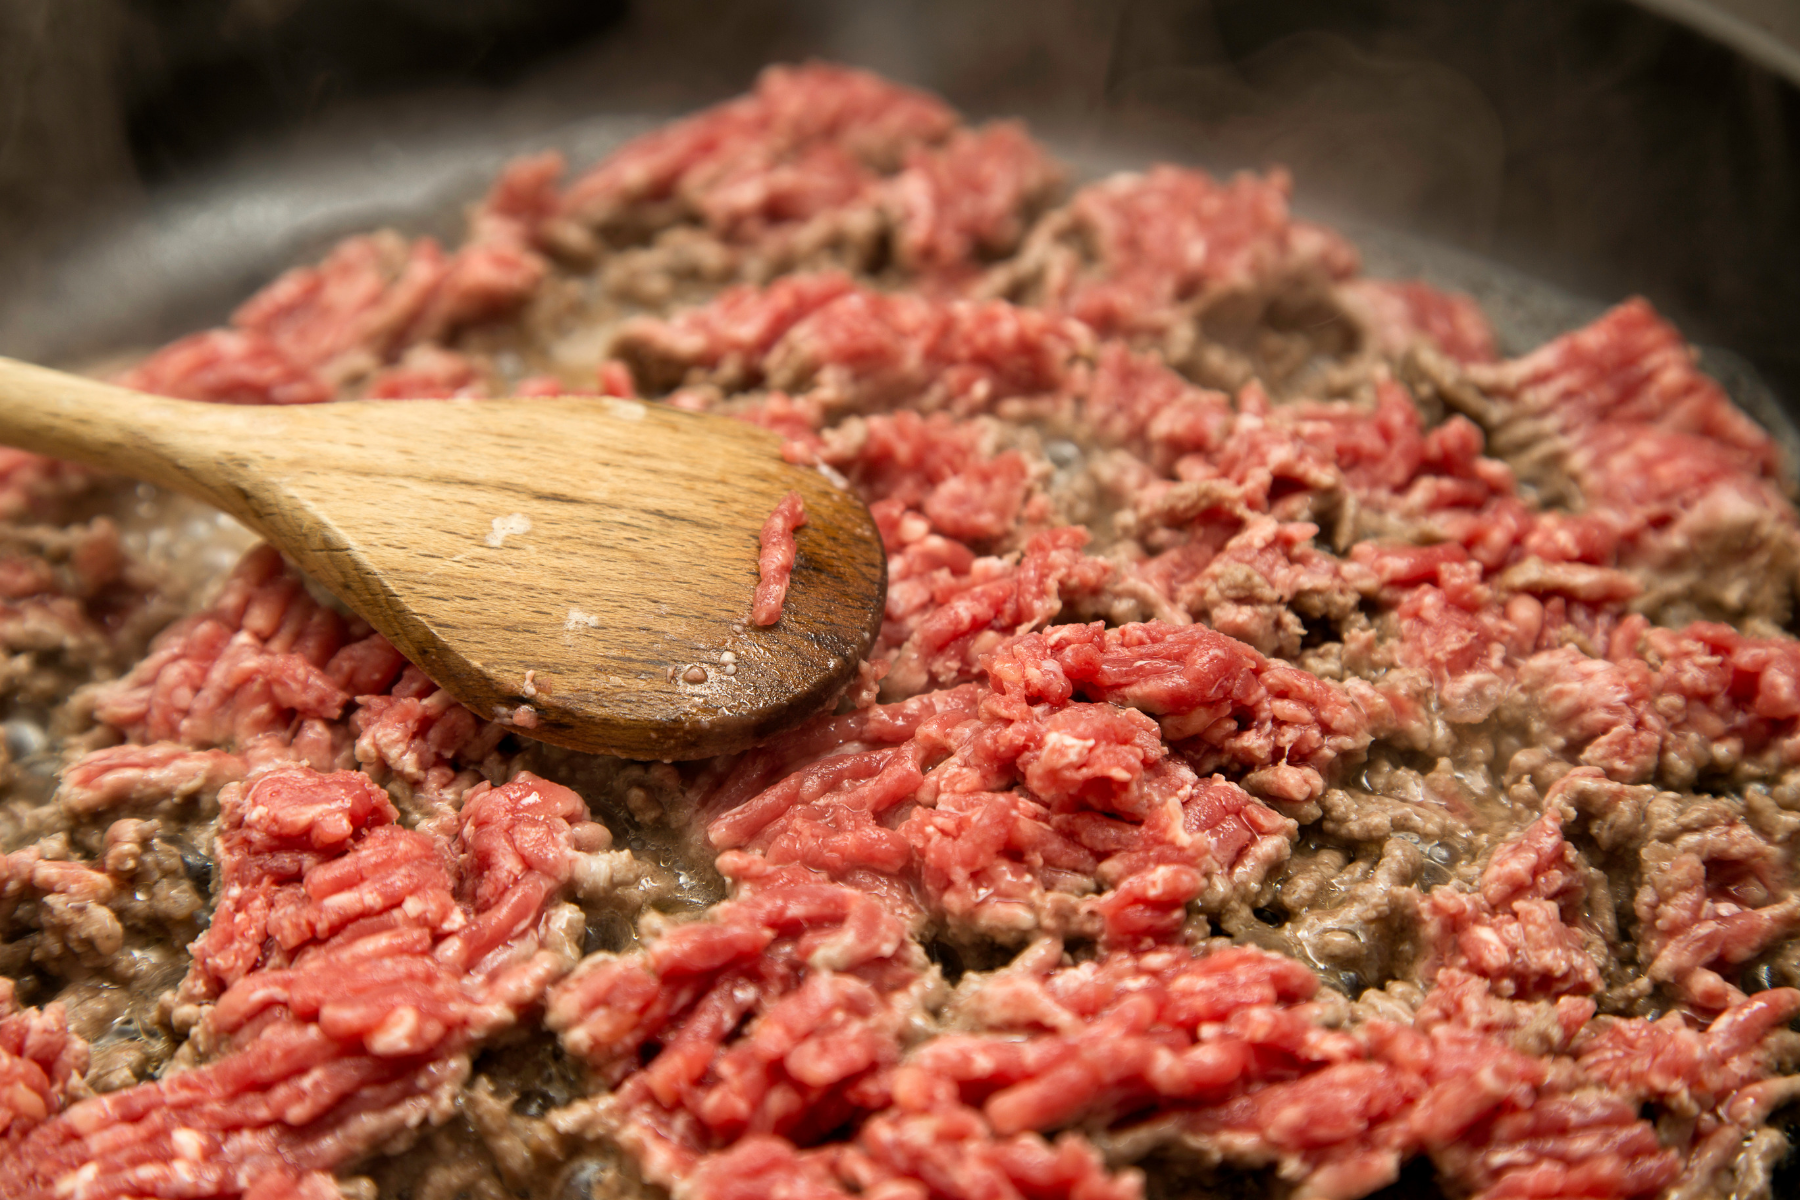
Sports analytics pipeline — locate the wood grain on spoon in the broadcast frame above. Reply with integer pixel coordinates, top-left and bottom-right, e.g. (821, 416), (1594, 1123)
(0, 355), (886, 760)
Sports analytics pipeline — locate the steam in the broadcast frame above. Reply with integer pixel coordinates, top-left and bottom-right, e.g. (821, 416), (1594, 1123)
(1096, 30), (1507, 250)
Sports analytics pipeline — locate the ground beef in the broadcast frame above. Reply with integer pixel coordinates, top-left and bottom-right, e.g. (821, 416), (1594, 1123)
(0, 515), (187, 734)
(751, 490), (806, 626)
(0, 765), (628, 1200)
(0, 977), (86, 1137)
(2, 60), (1798, 1200)
(984, 165), (1360, 382)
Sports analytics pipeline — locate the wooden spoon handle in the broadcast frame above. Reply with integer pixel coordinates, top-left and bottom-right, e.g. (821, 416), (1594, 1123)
(0, 355), (223, 498)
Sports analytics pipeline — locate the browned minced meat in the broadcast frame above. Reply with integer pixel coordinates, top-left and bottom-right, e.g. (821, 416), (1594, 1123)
(2, 61), (1799, 1200)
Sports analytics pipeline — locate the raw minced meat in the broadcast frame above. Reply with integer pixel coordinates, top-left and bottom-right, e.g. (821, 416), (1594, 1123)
(1, 61), (1798, 1200)
(751, 490), (807, 626)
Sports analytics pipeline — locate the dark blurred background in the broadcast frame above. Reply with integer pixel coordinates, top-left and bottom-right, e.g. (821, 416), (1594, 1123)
(1, 0), (1797, 400)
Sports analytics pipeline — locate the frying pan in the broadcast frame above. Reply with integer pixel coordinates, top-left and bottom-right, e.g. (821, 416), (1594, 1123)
(0, 0), (1796, 1194)
(1, 0), (1797, 416)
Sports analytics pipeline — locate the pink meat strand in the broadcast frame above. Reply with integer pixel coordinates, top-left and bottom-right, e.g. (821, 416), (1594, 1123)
(752, 490), (808, 626)
(0, 766), (591, 1200)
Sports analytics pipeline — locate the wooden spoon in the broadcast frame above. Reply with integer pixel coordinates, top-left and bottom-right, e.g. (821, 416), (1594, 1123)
(0, 356), (886, 760)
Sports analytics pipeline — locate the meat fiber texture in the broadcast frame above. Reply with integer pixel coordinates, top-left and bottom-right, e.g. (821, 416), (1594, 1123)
(696, 621), (1325, 945)
(0, 979), (87, 1140)
(66, 542), (517, 820)
(0, 767), (593, 1199)
(752, 490), (807, 625)
(548, 881), (1795, 1200)
(6, 59), (1800, 1200)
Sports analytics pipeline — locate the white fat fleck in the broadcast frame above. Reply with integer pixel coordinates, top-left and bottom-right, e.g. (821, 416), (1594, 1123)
(816, 461), (850, 489)
(603, 397), (647, 421)
(1039, 731), (1096, 770)
(572, 850), (621, 898)
(172, 1128), (206, 1160)
(566, 608), (600, 630)
(719, 651), (737, 664)
(367, 1006), (422, 1056)
(485, 512), (532, 547)
(62, 1162), (102, 1191)
(544, 901), (587, 965)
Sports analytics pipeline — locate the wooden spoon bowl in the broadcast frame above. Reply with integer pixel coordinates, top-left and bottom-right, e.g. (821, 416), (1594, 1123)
(0, 356), (886, 760)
